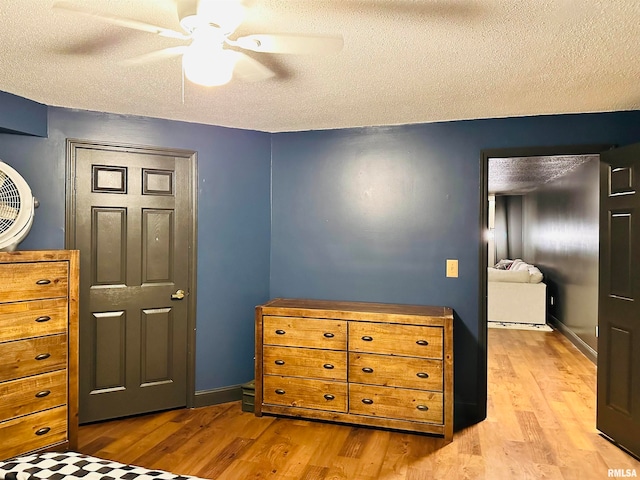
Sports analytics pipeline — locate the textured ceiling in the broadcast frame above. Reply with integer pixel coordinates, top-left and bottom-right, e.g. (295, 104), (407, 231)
(488, 155), (597, 194)
(0, 0), (639, 132)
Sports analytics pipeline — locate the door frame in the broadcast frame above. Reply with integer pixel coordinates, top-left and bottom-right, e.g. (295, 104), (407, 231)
(477, 143), (613, 421)
(64, 138), (198, 409)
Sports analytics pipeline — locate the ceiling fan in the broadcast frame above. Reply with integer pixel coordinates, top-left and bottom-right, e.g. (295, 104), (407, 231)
(53, 0), (344, 87)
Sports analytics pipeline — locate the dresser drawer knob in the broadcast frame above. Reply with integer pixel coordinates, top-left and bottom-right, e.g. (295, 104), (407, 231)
(361, 336), (373, 342)
(416, 405), (429, 412)
(324, 394), (335, 401)
(275, 329), (286, 335)
(323, 364), (334, 369)
(35, 390), (51, 398)
(35, 316), (51, 323)
(323, 332), (335, 338)
(36, 279), (52, 285)
(35, 427), (51, 436)
(35, 353), (51, 361)
(416, 372), (429, 379)
(361, 398), (374, 405)
(416, 340), (429, 346)
(362, 367), (374, 373)
(275, 389), (286, 395)
(274, 360), (285, 365)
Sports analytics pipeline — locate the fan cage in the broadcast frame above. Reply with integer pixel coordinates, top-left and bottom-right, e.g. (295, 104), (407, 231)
(0, 171), (21, 232)
(0, 161), (35, 251)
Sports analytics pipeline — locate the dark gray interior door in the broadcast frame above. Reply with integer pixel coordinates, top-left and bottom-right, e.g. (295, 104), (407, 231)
(71, 142), (194, 423)
(598, 142), (640, 458)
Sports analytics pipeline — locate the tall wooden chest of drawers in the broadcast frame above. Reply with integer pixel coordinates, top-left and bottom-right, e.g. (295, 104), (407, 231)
(255, 298), (454, 441)
(0, 250), (79, 461)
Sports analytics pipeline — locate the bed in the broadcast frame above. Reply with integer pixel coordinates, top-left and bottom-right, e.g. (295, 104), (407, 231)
(0, 452), (208, 480)
(487, 259), (547, 325)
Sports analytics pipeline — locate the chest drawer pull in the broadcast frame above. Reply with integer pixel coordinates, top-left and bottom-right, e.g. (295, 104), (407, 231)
(275, 329), (286, 335)
(416, 405), (429, 412)
(323, 332), (334, 338)
(361, 336), (373, 342)
(323, 363), (335, 369)
(35, 353), (51, 361)
(275, 389), (286, 395)
(274, 360), (285, 365)
(324, 394), (335, 401)
(35, 427), (51, 436)
(416, 340), (429, 346)
(36, 279), (52, 285)
(35, 390), (51, 398)
(362, 367), (374, 373)
(416, 372), (430, 379)
(35, 315), (52, 323)
(361, 398), (374, 405)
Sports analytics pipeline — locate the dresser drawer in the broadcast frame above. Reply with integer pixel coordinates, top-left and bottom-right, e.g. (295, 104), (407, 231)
(349, 322), (443, 359)
(349, 384), (443, 424)
(0, 370), (67, 421)
(0, 406), (67, 460)
(263, 376), (347, 412)
(349, 353), (443, 391)
(263, 316), (346, 350)
(0, 261), (68, 303)
(264, 346), (347, 381)
(0, 298), (68, 343)
(0, 334), (67, 382)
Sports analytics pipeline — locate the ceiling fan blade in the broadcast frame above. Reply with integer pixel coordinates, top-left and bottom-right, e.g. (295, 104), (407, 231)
(231, 34), (343, 54)
(233, 52), (275, 82)
(52, 1), (189, 40)
(121, 46), (188, 66)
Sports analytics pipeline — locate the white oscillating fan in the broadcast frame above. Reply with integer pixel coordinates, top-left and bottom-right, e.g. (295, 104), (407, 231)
(0, 160), (37, 251)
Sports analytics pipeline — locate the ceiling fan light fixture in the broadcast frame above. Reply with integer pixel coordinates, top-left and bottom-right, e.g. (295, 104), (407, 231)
(179, 14), (201, 33)
(182, 46), (239, 87)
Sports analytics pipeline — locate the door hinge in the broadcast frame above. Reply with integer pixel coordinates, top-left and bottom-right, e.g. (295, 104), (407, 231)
(595, 325), (599, 337)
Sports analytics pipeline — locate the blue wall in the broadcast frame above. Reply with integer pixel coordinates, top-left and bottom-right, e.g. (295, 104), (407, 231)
(0, 107), (272, 391)
(270, 111), (640, 424)
(0, 91), (47, 136)
(2, 92), (640, 425)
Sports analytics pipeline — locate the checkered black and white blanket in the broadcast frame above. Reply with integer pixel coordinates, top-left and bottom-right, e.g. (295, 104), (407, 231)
(0, 452), (207, 480)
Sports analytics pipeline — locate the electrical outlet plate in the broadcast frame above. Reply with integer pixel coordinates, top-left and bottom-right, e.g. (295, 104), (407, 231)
(446, 259), (458, 278)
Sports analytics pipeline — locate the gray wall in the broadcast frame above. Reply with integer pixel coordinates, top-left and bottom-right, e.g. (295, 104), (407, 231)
(494, 195), (523, 261)
(523, 156), (600, 354)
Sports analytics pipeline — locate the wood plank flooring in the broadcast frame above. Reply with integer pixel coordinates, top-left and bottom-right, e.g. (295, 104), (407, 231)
(78, 328), (640, 479)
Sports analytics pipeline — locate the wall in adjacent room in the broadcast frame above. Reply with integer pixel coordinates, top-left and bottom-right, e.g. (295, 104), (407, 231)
(270, 112), (640, 427)
(0, 107), (272, 392)
(493, 195), (524, 262)
(523, 157), (600, 356)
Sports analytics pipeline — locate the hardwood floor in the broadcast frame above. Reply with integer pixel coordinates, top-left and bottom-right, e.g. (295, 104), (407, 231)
(78, 328), (640, 479)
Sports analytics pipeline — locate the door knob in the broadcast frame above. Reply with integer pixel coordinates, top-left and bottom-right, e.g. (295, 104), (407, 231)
(171, 289), (186, 300)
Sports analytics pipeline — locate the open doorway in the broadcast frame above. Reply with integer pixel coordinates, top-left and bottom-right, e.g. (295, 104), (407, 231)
(477, 144), (612, 420)
(487, 152), (600, 356)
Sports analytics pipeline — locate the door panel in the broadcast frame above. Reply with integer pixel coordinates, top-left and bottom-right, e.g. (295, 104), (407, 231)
(93, 208), (127, 285)
(142, 210), (173, 283)
(72, 143), (194, 423)
(141, 307), (173, 386)
(598, 142), (640, 458)
(92, 311), (125, 392)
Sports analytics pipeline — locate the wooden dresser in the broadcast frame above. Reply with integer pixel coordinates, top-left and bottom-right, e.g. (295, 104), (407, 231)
(0, 250), (79, 461)
(255, 298), (454, 441)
